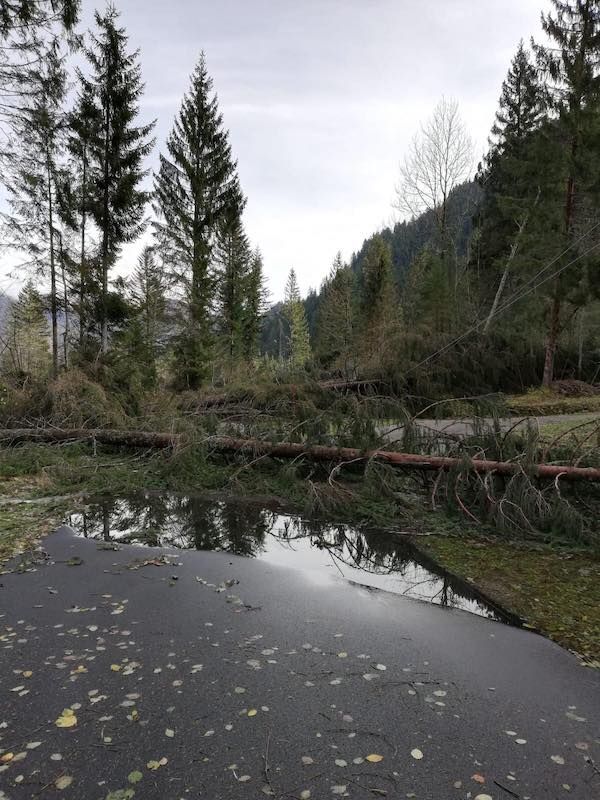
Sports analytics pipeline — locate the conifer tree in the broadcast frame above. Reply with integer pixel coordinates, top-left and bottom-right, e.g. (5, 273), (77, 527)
(284, 268), (311, 368)
(83, 4), (155, 355)
(215, 214), (251, 360)
(154, 52), (245, 388)
(359, 236), (399, 365)
(0, 0), (79, 129)
(243, 248), (267, 361)
(2, 281), (51, 378)
(66, 91), (102, 349)
(477, 41), (548, 326)
(315, 252), (356, 377)
(0, 44), (68, 376)
(533, 0), (600, 386)
(125, 246), (168, 387)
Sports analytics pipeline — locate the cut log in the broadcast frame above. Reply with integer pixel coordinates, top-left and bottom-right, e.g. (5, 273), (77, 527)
(2, 428), (600, 482)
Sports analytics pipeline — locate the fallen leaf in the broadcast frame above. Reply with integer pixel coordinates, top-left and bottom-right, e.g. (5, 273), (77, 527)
(0, 753), (14, 763)
(366, 754), (384, 763)
(411, 748), (423, 760)
(165, 729), (174, 738)
(55, 709), (77, 728)
(128, 771), (143, 784)
(551, 755), (565, 765)
(247, 709), (257, 717)
(55, 775), (73, 789)
(472, 774), (485, 784)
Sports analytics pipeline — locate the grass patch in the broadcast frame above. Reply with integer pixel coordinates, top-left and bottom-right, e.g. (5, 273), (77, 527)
(507, 388), (600, 416)
(420, 534), (600, 665)
(537, 413), (600, 444)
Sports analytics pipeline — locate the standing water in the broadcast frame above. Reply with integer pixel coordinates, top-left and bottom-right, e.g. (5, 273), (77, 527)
(66, 492), (519, 625)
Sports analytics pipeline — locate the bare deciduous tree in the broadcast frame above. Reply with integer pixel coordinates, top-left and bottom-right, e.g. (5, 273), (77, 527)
(395, 97), (473, 246)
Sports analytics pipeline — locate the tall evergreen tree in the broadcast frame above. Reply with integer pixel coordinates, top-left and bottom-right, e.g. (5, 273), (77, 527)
(533, 0), (600, 386)
(359, 236), (399, 365)
(153, 52), (245, 388)
(0, 0), (79, 131)
(1, 280), (50, 378)
(215, 214), (251, 360)
(243, 248), (267, 361)
(284, 268), (311, 368)
(125, 245), (168, 387)
(315, 252), (356, 377)
(83, 4), (155, 355)
(66, 91), (102, 349)
(477, 41), (548, 326)
(0, 43), (68, 376)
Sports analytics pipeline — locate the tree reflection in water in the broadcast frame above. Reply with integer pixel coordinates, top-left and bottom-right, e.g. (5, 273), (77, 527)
(67, 493), (515, 622)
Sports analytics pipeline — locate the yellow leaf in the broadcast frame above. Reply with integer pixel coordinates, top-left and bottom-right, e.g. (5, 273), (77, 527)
(247, 709), (258, 717)
(110, 664), (121, 672)
(55, 775), (73, 789)
(55, 709), (77, 728)
(147, 757), (168, 770)
(0, 753), (14, 763)
(22, 671), (33, 678)
(366, 754), (384, 763)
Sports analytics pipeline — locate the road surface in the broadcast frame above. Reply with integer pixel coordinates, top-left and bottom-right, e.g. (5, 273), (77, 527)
(0, 527), (598, 799)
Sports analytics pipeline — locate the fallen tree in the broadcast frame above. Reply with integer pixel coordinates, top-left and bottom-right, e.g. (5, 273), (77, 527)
(2, 427), (600, 483)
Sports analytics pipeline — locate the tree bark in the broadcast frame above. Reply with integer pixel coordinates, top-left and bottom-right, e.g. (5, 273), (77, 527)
(46, 146), (58, 378)
(3, 428), (600, 482)
(542, 289), (562, 388)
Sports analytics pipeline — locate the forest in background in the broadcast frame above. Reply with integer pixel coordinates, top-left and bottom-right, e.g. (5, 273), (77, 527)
(1, 1), (600, 419)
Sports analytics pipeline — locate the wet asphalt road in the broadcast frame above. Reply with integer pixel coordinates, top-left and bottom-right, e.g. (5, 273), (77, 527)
(0, 527), (599, 800)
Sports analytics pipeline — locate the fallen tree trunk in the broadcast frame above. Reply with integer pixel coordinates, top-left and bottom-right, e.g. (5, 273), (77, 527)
(2, 428), (600, 482)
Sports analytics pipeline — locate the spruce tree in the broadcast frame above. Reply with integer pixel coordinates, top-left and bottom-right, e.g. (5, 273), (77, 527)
(153, 52), (245, 388)
(359, 236), (399, 365)
(0, 44), (68, 376)
(83, 4), (155, 355)
(477, 41), (548, 325)
(284, 268), (311, 368)
(66, 91), (102, 350)
(125, 246), (168, 387)
(315, 252), (356, 377)
(215, 214), (251, 360)
(243, 248), (267, 361)
(533, 0), (600, 386)
(0, 0), (79, 130)
(2, 281), (51, 378)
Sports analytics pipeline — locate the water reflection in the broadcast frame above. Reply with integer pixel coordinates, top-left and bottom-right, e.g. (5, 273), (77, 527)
(67, 493), (518, 624)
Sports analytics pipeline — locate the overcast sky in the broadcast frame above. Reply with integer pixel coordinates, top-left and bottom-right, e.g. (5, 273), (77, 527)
(3, 0), (551, 302)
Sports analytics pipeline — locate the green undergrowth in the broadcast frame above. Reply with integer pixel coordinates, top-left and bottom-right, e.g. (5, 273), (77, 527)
(508, 388), (600, 416)
(420, 535), (600, 666)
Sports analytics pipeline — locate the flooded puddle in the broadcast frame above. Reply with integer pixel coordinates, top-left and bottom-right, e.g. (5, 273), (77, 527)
(66, 492), (518, 625)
